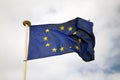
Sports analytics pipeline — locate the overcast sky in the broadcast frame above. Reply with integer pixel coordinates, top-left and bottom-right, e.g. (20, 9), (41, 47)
(0, 0), (120, 80)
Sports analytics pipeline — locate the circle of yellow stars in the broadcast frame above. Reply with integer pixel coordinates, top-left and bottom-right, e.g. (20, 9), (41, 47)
(43, 26), (81, 53)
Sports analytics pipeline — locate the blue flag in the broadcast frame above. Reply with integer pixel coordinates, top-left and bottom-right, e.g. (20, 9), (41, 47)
(28, 17), (95, 62)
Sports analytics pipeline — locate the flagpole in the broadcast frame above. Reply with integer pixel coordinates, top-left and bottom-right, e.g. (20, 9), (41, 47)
(23, 20), (31, 80)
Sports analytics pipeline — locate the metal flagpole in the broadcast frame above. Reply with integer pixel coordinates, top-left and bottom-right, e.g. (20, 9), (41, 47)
(23, 20), (31, 80)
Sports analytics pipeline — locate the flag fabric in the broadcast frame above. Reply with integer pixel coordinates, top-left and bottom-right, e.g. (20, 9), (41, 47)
(27, 17), (95, 62)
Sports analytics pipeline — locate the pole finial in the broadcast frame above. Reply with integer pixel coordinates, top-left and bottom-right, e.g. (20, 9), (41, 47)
(23, 20), (31, 27)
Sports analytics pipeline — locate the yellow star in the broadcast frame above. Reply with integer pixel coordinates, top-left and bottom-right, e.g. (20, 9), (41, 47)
(60, 25), (65, 30)
(73, 31), (77, 35)
(52, 48), (57, 52)
(45, 43), (50, 47)
(45, 29), (49, 33)
(60, 47), (64, 52)
(75, 46), (80, 50)
(43, 36), (48, 41)
(68, 26), (73, 31)
(78, 38), (82, 43)
(69, 46), (72, 48)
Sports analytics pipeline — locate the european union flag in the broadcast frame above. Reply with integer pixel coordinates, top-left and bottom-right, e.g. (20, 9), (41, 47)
(28, 17), (95, 62)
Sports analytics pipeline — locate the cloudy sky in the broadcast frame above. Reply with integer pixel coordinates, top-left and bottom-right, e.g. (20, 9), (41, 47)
(0, 0), (120, 80)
